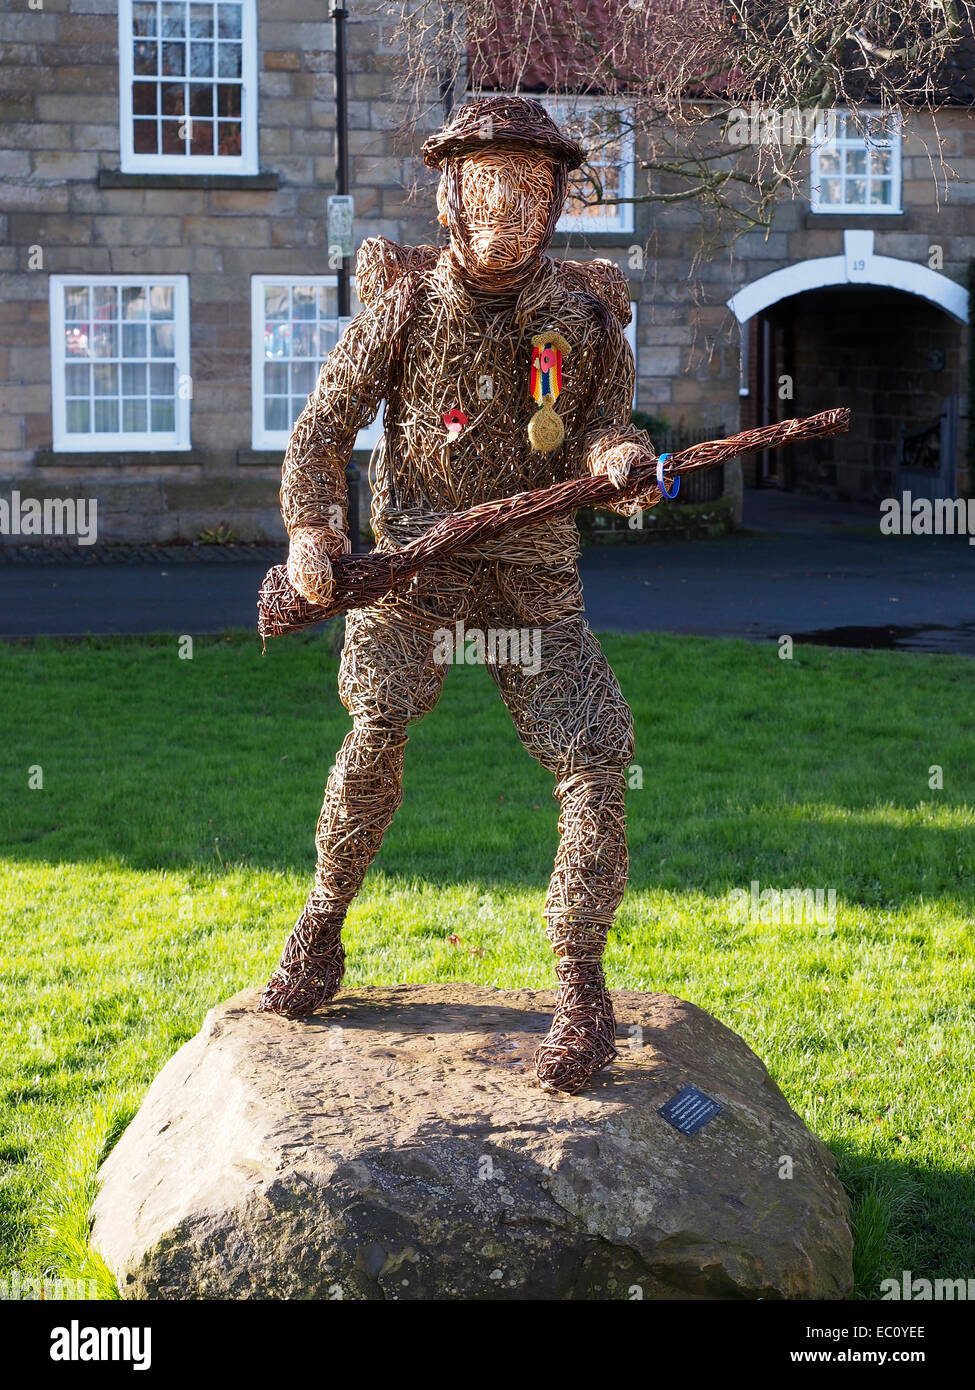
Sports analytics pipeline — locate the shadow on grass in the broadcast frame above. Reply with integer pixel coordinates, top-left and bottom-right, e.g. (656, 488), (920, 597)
(834, 1144), (975, 1299)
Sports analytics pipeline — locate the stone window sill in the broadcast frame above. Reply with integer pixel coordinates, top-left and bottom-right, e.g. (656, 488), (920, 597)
(99, 171), (279, 191)
(237, 450), (371, 468)
(35, 449), (208, 467)
(551, 231), (637, 248)
(801, 211), (905, 230)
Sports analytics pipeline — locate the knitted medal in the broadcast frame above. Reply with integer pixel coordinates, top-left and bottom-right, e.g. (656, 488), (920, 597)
(528, 330), (570, 452)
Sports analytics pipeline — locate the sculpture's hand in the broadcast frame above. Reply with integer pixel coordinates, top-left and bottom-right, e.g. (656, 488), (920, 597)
(286, 524), (349, 608)
(591, 438), (659, 514)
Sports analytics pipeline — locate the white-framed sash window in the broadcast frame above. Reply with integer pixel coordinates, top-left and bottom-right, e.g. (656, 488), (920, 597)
(250, 276), (382, 453)
(49, 275), (191, 452)
(119, 0), (258, 175)
(810, 109), (902, 214)
(540, 96), (635, 234)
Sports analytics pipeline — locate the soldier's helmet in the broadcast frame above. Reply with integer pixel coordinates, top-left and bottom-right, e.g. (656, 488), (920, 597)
(422, 95), (586, 171)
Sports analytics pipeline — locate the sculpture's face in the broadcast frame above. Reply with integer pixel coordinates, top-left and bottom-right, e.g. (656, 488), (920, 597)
(439, 149), (559, 271)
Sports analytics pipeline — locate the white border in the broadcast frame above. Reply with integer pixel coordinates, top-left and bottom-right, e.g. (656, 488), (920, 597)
(118, 0), (258, 176)
(810, 109), (902, 215)
(49, 274), (192, 452)
(727, 230), (967, 326)
(250, 275), (383, 452)
(625, 300), (637, 406)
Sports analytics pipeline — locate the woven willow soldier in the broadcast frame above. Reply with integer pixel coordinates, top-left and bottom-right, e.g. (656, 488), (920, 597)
(259, 95), (662, 1095)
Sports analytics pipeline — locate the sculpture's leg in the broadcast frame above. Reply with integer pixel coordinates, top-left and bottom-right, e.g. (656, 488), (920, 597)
(257, 714), (410, 1018)
(260, 565), (472, 1019)
(486, 596), (634, 1094)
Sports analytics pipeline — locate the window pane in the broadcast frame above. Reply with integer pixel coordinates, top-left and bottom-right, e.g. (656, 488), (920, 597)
(123, 399), (148, 432)
(190, 42), (213, 77)
(846, 149), (866, 176)
(189, 85), (213, 116)
(317, 322), (338, 357)
(65, 325), (89, 357)
(66, 399), (90, 433)
(122, 323), (148, 358)
(64, 285), (89, 320)
(265, 285), (288, 320)
(217, 84), (240, 117)
(161, 83), (185, 116)
(216, 122), (241, 156)
(150, 399), (176, 431)
(133, 2), (157, 37)
(134, 40), (157, 75)
(161, 119), (184, 154)
(292, 285), (315, 319)
(846, 177), (866, 204)
(866, 113), (896, 145)
(292, 361), (316, 395)
(65, 363), (88, 395)
(93, 285), (118, 316)
(218, 4), (242, 39)
(291, 323), (315, 357)
(94, 399), (120, 432)
(91, 324), (118, 358)
(600, 167), (621, 199)
(189, 120), (214, 155)
(150, 364), (175, 396)
(122, 286), (149, 319)
(133, 82), (157, 116)
(872, 148), (892, 175)
(93, 364), (118, 396)
(264, 362), (288, 394)
(190, 4), (214, 37)
(149, 285), (174, 318)
(161, 3), (187, 37)
(265, 397), (290, 432)
(161, 42), (185, 76)
(818, 149), (840, 174)
(217, 43), (241, 78)
(122, 362), (147, 395)
(150, 323), (176, 357)
(133, 119), (158, 153)
(264, 323), (289, 357)
(870, 181), (893, 205)
(819, 178), (842, 204)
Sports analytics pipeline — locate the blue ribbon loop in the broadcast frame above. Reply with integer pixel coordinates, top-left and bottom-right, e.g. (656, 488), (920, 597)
(656, 453), (680, 500)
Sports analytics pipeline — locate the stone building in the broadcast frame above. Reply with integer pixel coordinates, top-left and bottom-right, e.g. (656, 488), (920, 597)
(0, 1), (971, 545)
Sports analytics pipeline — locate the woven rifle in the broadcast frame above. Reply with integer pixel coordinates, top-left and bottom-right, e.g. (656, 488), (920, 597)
(258, 407), (850, 638)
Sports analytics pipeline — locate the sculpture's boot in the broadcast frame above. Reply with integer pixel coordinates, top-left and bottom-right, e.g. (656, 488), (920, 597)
(258, 891), (346, 1018)
(529, 763), (627, 1094)
(533, 926), (618, 1094)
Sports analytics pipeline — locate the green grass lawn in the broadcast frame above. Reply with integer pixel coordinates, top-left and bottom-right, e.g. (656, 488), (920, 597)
(1, 627), (973, 1299)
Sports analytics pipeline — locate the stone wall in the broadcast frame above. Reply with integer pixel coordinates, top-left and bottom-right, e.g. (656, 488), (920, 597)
(0, 0), (438, 543)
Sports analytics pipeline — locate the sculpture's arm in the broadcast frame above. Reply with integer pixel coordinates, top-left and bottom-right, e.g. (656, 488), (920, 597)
(280, 285), (403, 605)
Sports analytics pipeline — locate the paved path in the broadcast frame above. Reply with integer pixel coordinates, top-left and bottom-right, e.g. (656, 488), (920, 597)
(2, 491), (973, 653)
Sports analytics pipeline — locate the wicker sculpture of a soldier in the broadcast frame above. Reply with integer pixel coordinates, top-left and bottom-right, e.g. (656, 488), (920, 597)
(259, 95), (661, 1095)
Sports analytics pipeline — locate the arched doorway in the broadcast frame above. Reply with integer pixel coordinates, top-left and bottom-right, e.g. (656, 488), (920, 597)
(727, 232), (968, 504)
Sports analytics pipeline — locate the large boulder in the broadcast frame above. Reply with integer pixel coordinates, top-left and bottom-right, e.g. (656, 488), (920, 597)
(91, 985), (853, 1300)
